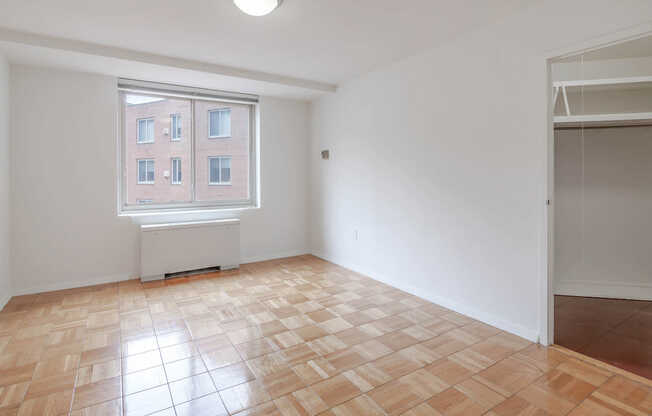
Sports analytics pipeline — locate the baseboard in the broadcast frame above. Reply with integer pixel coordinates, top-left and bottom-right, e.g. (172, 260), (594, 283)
(556, 280), (652, 301)
(13, 273), (136, 296)
(241, 249), (310, 265)
(312, 250), (539, 343)
(0, 290), (11, 312)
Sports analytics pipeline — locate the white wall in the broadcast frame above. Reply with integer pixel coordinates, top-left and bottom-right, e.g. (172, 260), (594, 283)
(555, 126), (652, 300)
(10, 65), (309, 295)
(309, 0), (652, 342)
(0, 53), (10, 308)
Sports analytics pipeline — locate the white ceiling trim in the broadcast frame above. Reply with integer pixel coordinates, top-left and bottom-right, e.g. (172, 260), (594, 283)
(0, 26), (337, 93)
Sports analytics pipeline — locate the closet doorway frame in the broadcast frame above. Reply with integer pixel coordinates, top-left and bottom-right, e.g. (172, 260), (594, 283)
(541, 24), (652, 346)
(539, 22), (652, 345)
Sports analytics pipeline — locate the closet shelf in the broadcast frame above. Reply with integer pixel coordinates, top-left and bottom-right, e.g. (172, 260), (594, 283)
(553, 75), (652, 89)
(554, 112), (652, 128)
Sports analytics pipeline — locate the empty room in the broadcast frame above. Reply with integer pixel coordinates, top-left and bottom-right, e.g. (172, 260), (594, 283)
(0, 1), (651, 416)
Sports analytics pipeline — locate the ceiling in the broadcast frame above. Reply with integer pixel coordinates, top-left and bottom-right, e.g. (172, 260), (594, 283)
(0, 0), (532, 98)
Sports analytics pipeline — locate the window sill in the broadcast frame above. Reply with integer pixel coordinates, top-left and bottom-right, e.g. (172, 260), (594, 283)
(137, 141), (155, 144)
(208, 182), (232, 186)
(119, 205), (260, 224)
(208, 135), (232, 139)
(137, 182), (155, 185)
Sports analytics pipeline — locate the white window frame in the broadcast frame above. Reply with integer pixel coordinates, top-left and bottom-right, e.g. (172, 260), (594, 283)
(118, 79), (259, 215)
(137, 159), (155, 184)
(171, 113), (182, 141)
(208, 108), (232, 138)
(171, 158), (182, 184)
(137, 117), (155, 143)
(208, 156), (232, 185)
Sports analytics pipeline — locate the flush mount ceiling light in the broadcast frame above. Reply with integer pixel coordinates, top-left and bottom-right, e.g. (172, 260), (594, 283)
(233, 0), (283, 16)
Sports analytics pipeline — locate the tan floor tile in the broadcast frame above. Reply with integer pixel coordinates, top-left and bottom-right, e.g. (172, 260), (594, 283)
(122, 350), (162, 374)
(15, 388), (72, 416)
(202, 345), (242, 370)
(474, 356), (543, 397)
(325, 348), (368, 373)
(291, 358), (338, 385)
(210, 362), (255, 390)
(308, 335), (348, 355)
(77, 359), (121, 386)
(261, 368), (306, 399)
(0, 365), (36, 389)
(374, 352), (422, 379)
(275, 387), (329, 415)
(174, 392), (228, 416)
(273, 331), (303, 349)
(516, 384), (576, 416)
(535, 368), (599, 404)
(294, 325), (329, 342)
(306, 309), (337, 323)
(193, 333), (232, 354)
(491, 395), (552, 416)
(25, 372), (76, 401)
(72, 376), (121, 410)
(331, 394), (386, 416)
(160, 341), (198, 363)
(169, 373), (216, 405)
(319, 318), (353, 334)
(247, 353), (288, 378)
(310, 374), (362, 408)
(121, 336), (158, 357)
(0, 382), (29, 410)
(342, 363), (392, 393)
(69, 397), (121, 416)
(164, 356), (207, 382)
(123, 385), (173, 416)
(32, 354), (79, 380)
(122, 366), (167, 396)
(426, 357), (478, 386)
(219, 380), (271, 414)
(237, 337), (280, 360)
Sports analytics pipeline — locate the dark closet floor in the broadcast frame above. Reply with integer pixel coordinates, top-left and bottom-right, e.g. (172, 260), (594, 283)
(555, 295), (652, 379)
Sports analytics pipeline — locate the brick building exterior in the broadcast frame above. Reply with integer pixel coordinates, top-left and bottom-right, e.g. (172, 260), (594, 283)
(125, 96), (250, 205)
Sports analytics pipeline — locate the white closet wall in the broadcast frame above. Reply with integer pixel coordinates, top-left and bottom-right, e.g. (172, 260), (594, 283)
(555, 125), (652, 300)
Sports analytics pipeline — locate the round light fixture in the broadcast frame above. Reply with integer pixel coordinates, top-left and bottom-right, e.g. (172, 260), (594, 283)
(233, 0), (282, 16)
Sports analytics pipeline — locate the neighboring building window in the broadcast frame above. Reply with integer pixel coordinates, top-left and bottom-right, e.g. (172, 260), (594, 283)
(137, 118), (155, 143)
(209, 156), (231, 184)
(208, 108), (231, 138)
(138, 159), (155, 184)
(171, 114), (182, 140)
(171, 158), (182, 184)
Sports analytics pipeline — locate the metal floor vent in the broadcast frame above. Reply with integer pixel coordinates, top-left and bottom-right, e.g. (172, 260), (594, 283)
(165, 266), (221, 279)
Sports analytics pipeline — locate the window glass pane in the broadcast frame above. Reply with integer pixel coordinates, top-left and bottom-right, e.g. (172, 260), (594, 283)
(221, 157), (231, 183)
(196, 102), (249, 201)
(171, 114), (182, 139)
(138, 160), (146, 182)
(124, 94), (192, 204)
(209, 158), (220, 184)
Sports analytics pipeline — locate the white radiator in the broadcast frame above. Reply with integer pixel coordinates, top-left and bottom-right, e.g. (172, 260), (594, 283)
(140, 219), (240, 282)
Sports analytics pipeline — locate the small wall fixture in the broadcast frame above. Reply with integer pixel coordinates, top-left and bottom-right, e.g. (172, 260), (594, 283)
(234, 0), (283, 16)
(321, 150), (330, 160)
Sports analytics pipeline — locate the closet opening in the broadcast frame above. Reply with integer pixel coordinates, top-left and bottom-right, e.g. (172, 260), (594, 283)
(550, 35), (652, 379)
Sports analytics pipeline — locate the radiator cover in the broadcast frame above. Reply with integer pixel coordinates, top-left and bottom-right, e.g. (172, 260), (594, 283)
(140, 219), (240, 282)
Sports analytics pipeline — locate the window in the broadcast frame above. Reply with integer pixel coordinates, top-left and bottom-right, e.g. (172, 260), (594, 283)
(137, 118), (155, 143)
(138, 159), (155, 184)
(209, 108), (231, 138)
(209, 157), (231, 184)
(171, 114), (182, 140)
(119, 79), (258, 213)
(171, 158), (182, 184)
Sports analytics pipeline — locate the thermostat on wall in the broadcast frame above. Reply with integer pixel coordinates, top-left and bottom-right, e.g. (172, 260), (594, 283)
(321, 150), (330, 160)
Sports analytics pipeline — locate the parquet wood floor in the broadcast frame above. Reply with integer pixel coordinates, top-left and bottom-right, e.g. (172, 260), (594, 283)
(0, 255), (650, 415)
